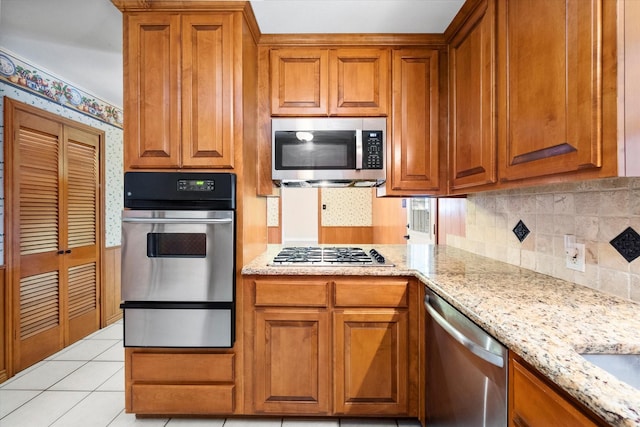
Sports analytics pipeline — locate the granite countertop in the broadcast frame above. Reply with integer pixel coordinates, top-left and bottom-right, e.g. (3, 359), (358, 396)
(242, 244), (640, 426)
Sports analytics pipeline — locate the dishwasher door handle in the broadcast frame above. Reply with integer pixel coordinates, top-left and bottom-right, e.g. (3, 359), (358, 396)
(425, 295), (505, 368)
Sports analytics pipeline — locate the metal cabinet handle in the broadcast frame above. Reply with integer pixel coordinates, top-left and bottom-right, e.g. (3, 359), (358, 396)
(424, 295), (504, 368)
(122, 217), (233, 225)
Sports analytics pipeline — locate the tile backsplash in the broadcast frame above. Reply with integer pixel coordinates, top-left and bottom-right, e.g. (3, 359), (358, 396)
(444, 178), (640, 302)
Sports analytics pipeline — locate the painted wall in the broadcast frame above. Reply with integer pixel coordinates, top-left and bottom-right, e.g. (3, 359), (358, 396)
(0, 50), (124, 265)
(442, 178), (640, 303)
(281, 187), (318, 245)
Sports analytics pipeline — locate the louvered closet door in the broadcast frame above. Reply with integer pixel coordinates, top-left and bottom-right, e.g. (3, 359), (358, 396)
(11, 110), (100, 371)
(13, 111), (65, 370)
(63, 126), (100, 344)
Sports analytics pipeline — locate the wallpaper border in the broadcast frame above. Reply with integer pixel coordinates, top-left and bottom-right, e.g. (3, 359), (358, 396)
(0, 48), (123, 129)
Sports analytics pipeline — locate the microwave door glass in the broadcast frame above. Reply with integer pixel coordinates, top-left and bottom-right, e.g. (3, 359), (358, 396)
(276, 130), (356, 170)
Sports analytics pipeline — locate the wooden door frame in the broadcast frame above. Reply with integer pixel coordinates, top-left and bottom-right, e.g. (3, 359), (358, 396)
(3, 97), (106, 378)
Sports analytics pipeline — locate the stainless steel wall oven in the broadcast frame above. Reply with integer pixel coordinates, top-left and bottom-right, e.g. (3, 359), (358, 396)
(121, 172), (236, 348)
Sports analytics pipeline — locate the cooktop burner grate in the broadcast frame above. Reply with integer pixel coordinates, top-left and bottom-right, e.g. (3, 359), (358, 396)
(270, 247), (394, 267)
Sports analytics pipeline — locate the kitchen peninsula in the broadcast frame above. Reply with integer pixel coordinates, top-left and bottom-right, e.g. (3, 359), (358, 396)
(243, 244), (640, 426)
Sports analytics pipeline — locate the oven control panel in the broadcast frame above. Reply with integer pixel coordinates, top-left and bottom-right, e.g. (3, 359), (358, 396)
(124, 172), (236, 210)
(177, 179), (215, 192)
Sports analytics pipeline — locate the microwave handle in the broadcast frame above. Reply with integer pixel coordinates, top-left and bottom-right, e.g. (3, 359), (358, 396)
(355, 129), (363, 170)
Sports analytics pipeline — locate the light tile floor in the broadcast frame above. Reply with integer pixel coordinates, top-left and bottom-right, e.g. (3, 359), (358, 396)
(0, 321), (422, 427)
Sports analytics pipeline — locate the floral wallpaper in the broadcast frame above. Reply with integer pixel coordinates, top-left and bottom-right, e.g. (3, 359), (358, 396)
(0, 50), (123, 265)
(320, 188), (372, 226)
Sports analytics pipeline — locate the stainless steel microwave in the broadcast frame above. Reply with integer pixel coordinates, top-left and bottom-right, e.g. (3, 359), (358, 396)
(271, 117), (386, 187)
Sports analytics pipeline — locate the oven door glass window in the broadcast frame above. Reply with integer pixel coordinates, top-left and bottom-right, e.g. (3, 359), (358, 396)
(275, 130), (356, 170)
(147, 233), (206, 258)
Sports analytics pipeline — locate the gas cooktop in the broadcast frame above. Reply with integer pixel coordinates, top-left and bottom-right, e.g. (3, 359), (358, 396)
(269, 247), (395, 267)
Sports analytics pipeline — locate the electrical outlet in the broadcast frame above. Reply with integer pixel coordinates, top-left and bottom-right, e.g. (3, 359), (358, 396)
(566, 243), (586, 272)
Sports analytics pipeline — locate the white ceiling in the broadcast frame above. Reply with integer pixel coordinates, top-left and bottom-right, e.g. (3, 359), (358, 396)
(0, 0), (463, 109)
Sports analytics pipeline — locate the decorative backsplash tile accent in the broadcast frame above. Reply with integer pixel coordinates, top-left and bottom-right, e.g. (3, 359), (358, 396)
(0, 48), (122, 129)
(610, 227), (640, 263)
(513, 220), (530, 242)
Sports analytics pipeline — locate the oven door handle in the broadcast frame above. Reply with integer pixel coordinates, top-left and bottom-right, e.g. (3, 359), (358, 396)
(122, 217), (233, 225)
(425, 295), (504, 368)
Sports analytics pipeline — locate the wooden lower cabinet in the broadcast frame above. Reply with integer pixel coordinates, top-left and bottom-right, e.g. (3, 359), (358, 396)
(334, 310), (408, 415)
(244, 276), (421, 419)
(253, 309), (330, 414)
(125, 350), (236, 415)
(509, 354), (606, 427)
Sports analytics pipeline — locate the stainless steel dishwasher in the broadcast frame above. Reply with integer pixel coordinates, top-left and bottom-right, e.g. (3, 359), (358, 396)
(424, 288), (508, 426)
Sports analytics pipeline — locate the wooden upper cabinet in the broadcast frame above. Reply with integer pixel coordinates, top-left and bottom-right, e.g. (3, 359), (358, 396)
(270, 48), (329, 115)
(123, 12), (235, 169)
(498, 0), (602, 182)
(180, 14), (234, 168)
(448, 0), (497, 192)
(270, 47), (389, 116)
(124, 13), (181, 169)
(329, 48), (389, 116)
(388, 48), (441, 193)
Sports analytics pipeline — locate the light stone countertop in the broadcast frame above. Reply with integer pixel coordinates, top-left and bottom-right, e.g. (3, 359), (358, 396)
(242, 244), (640, 426)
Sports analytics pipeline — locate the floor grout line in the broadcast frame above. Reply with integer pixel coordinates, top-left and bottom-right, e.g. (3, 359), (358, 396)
(1, 322), (420, 427)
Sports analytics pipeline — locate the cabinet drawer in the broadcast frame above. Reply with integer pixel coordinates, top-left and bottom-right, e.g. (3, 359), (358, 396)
(335, 280), (409, 307)
(131, 353), (234, 382)
(131, 383), (234, 414)
(254, 280), (329, 307)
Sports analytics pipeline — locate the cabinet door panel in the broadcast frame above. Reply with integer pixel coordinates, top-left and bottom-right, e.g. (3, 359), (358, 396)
(329, 49), (389, 116)
(499, 0), (602, 181)
(270, 49), (329, 115)
(181, 14), (234, 168)
(390, 49), (440, 192)
(125, 13), (181, 168)
(449, 0), (497, 191)
(510, 358), (600, 426)
(334, 310), (408, 415)
(254, 310), (330, 414)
